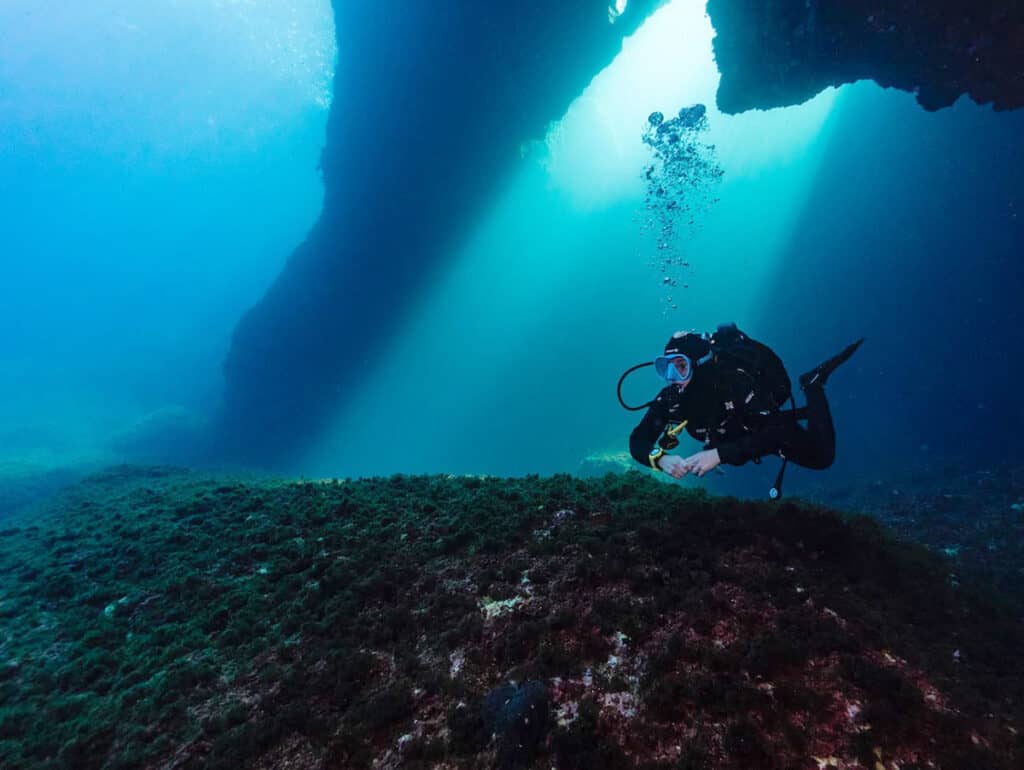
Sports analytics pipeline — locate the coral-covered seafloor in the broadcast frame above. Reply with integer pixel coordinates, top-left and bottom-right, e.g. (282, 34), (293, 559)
(805, 463), (1024, 608)
(1, 467), (1022, 769)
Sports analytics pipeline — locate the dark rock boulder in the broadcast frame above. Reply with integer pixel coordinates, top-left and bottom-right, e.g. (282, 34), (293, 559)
(482, 680), (551, 768)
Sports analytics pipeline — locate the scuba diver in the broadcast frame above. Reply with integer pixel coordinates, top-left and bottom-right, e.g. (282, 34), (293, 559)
(620, 324), (863, 498)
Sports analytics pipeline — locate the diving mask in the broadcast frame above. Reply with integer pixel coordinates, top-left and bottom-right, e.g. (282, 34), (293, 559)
(654, 353), (693, 384)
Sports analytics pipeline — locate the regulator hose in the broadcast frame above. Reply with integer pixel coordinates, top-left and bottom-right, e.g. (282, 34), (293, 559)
(617, 362), (656, 411)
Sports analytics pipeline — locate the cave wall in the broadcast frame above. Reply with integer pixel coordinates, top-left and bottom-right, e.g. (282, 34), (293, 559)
(216, 0), (665, 465)
(707, 0), (1024, 113)
(218, 0), (1024, 468)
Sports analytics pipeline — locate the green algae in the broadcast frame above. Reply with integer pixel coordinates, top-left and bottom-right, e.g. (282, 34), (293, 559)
(0, 465), (1020, 769)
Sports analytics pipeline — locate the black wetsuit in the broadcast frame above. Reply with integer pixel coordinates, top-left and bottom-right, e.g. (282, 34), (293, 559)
(629, 364), (836, 470)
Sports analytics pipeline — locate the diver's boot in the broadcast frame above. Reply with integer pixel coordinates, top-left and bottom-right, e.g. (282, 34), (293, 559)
(799, 338), (864, 390)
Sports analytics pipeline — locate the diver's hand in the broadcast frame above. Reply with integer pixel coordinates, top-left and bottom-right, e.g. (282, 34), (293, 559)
(680, 449), (721, 478)
(657, 454), (689, 479)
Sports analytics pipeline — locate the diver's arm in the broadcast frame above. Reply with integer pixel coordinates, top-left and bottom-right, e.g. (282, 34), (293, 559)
(626, 397), (675, 468)
(629, 406), (668, 468)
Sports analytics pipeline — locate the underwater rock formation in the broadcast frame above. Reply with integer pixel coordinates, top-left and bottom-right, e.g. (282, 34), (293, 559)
(218, 0), (664, 465)
(2, 467), (1021, 768)
(108, 405), (207, 464)
(219, 1), (1023, 466)
(707, 0), (1024, 113)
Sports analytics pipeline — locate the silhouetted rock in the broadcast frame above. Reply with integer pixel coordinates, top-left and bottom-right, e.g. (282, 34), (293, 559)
(218, 3), (1023, 468)
(217, 1), (663, 466)
(707, 0), (1024, 113)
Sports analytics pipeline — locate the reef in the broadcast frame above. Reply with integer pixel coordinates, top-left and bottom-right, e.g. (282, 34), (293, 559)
(806, 462), (1024, 607)
(706, 0), (1024, 113)
(1, 466), (1021, 769)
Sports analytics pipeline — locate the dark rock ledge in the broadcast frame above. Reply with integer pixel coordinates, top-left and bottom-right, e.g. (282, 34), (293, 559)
(707, 0), (1024, 113)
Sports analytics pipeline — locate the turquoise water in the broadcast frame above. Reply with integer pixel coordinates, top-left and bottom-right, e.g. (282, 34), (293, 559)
(1, 0), (333, 472)
(2, 0), (1022, 501)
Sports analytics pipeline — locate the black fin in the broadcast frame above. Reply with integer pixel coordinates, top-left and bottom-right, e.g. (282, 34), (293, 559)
(799, 338), (864, 389)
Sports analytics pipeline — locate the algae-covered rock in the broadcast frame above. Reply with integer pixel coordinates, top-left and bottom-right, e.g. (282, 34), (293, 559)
(0, 466), (1021, 769)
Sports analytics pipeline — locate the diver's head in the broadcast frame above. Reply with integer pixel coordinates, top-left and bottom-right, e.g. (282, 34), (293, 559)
(654, 331), (713, 389)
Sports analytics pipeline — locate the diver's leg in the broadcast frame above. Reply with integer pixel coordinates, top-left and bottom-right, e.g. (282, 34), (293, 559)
(780, 385), (836, 470)
(803, 384), (836, 467)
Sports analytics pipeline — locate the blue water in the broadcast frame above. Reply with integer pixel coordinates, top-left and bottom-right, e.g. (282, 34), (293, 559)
(1, 0), (333, 473)
(2, 0), (1023, 508)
